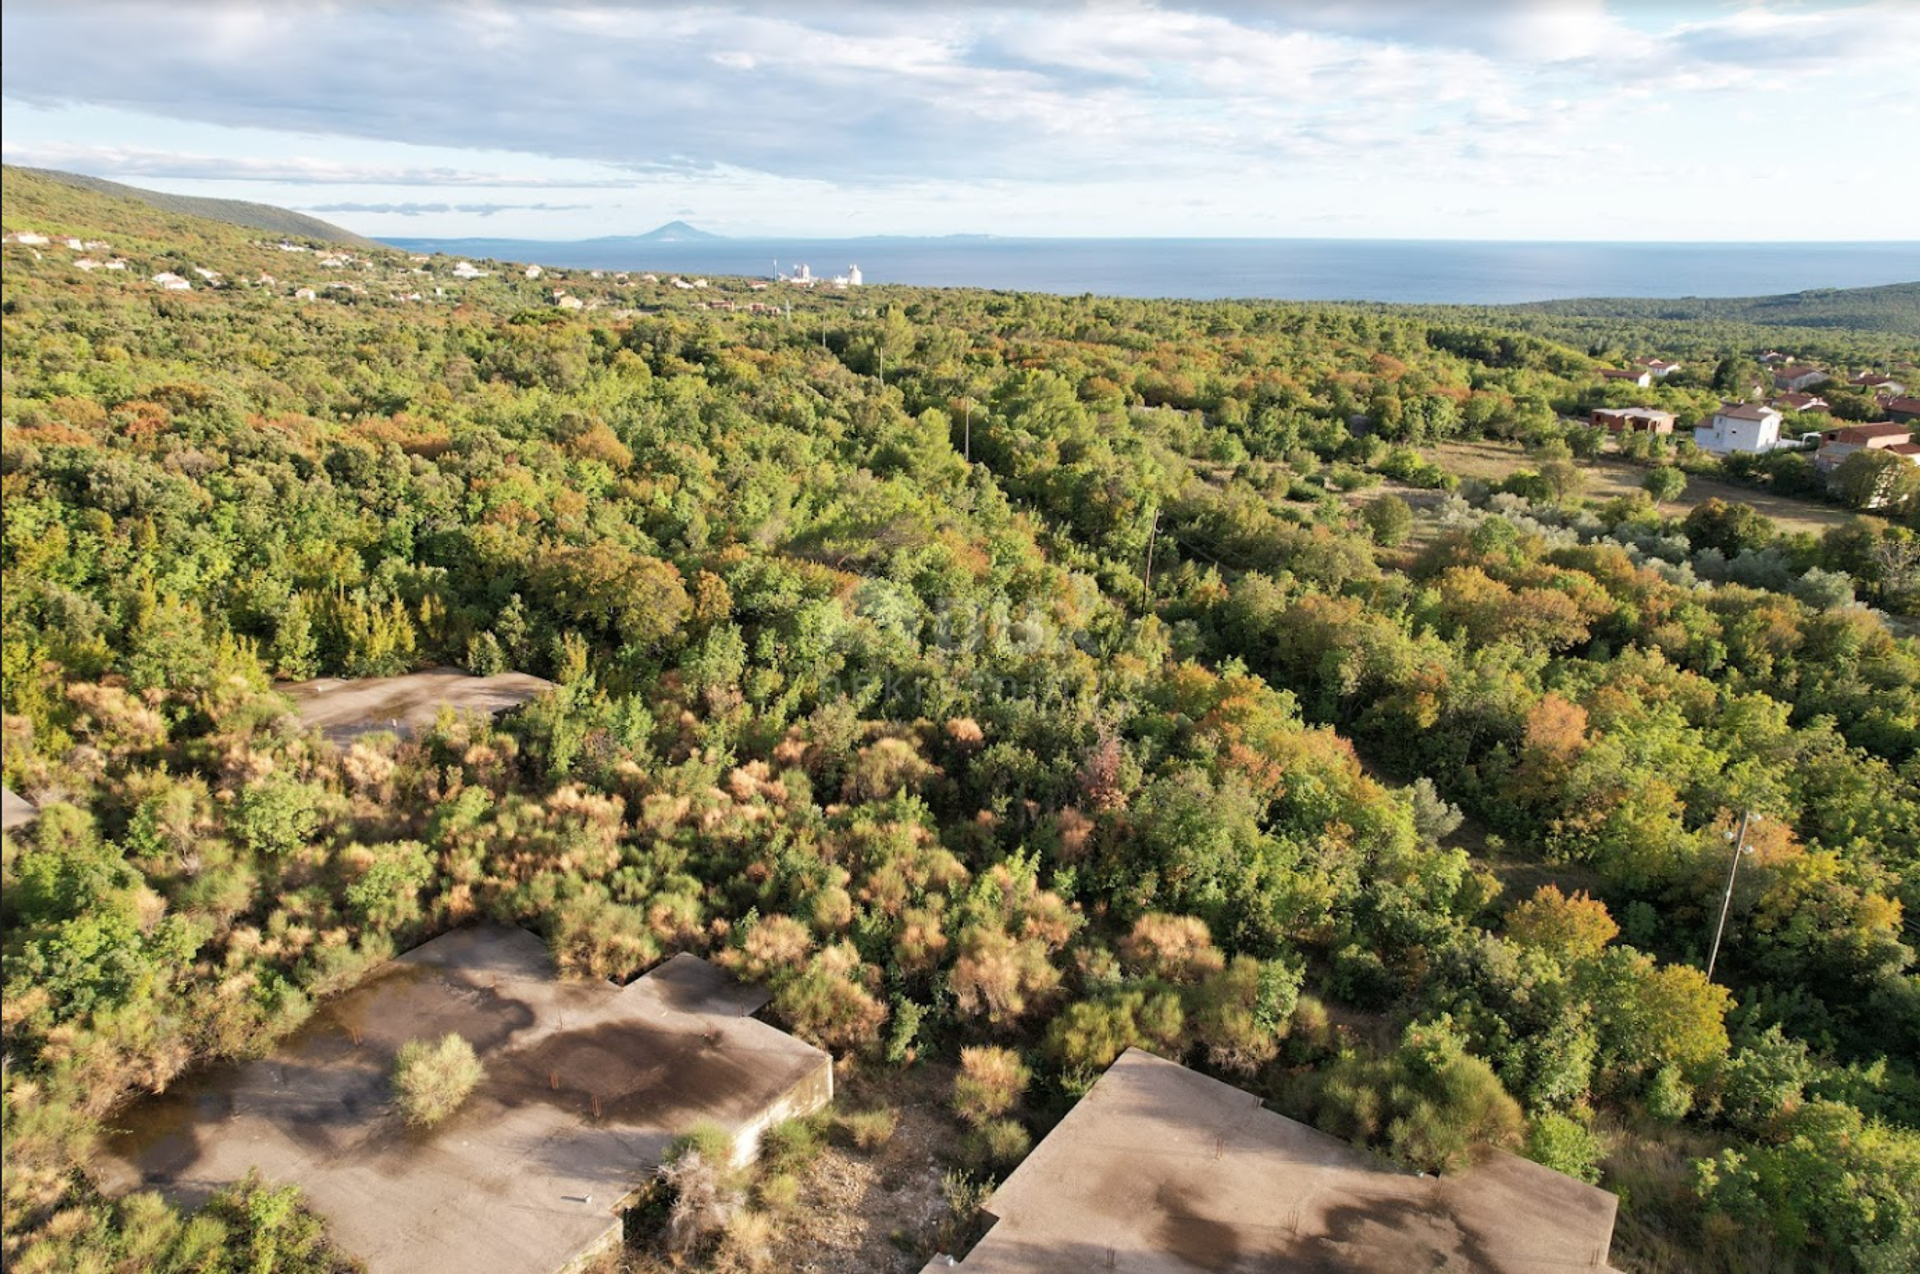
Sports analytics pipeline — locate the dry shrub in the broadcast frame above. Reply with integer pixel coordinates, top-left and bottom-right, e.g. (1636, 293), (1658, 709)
(953, 1046), (1031, 1125)
(553, 892), (660, 982)
(719, 914), (814, 982)
(1053, 807), (1095, 863)
(1119, 913), (1224, 982)
(392, 1033), (484, 1128)
(770, 945), (889, 1054)
(838, 1107), (899, 1150)
(660, 1147), (742, 1254)
(948, 927), (1062, 1024)
(841, 735), (939, 803)
(945, 717), (985, 748)
(892, 905), (950, 975)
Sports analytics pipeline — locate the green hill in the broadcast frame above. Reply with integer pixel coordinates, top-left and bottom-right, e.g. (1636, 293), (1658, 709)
(7, 165), (376, 248)
(1513, 281), (1920, 336)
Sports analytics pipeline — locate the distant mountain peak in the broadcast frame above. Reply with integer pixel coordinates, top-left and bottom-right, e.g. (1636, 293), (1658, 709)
(635, 220), (722, 242)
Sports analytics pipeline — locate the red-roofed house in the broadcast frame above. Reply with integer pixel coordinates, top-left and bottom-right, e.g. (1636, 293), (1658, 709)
(1601, 368), (1654, 388)
(1592, 407), (1675, 435)
(1852, 372), (1907, 395)
(1774, 391), (1829, 412)
(1885, 397), (1920, 425)
(1816, 422), (1914, 473)
(1636, 357), (1683, 379)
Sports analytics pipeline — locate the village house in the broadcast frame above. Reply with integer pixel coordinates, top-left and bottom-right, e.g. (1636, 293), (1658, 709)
(150, 271), (192, 291)
(1885, 396), (1920, 425)
(1591, 406), (1675, 435)
(451, 261), (488, 279)
(1774, 391), (1829, 412)
(1816, 422), (1918, 474)
(1600, 368), (1653, 388)
(1773, 364), (1830, 392)
(6, 230), (50, 246)
(1759, 350), (1789, 365)
(1637, 356), (1683, 378)
(1851, 371), (1908, 395)
(525, 264), (544, 279)
(1694, 402), (1786, 454)
(74, 258), (103, 272)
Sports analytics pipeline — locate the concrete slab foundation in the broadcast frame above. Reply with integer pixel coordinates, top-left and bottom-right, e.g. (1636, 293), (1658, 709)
(98, 926), (831, 1274)
(278, 667), (555, 745)
(932, 1048), (1621, 1274)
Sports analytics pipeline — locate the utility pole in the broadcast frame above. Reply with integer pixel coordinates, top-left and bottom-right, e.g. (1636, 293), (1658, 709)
(1705, 809), (1757, 984)
(1142, 506), (1161, 604)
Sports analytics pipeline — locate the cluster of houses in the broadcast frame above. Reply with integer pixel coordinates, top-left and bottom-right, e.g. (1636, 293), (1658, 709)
(1589, 350), (1920, 505)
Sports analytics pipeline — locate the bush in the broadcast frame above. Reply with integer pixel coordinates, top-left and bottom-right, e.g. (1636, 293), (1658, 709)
(838, 1107), (899, 1151)
(391, 1033), (484, 1128)
(962, 1117), (1032, 1172)
(759, 1115), (826, 1174)
(1644, 1064), (1695, 1124)
(1362, 494), (1415, 546)
(954, 1046), (1031, 1125)
(1525, 1110), (1604, 1183)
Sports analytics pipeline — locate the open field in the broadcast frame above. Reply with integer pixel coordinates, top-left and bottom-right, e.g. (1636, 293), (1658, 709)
(1425, 439), (1863, 539)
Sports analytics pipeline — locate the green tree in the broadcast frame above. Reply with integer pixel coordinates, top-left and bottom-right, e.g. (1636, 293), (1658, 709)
(1643, 466), (1688, 508)
(1362, 494), (1415, 546)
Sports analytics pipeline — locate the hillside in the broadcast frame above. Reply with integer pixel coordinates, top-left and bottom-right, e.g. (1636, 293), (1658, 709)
(7, 165), (377, 248)
(1516, 281), (1920, 336)
(5, 158), (1920, 1274)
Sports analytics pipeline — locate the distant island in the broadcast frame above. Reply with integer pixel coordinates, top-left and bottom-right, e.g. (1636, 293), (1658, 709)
(620, 220), (724, 243)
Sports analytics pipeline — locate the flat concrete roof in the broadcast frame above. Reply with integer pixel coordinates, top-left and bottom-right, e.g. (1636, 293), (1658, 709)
(1, 785), (36, 834)
(935, 1049), (1620, 1274)
(98, 927), (831, 1274)
(278, 667), (555, 744)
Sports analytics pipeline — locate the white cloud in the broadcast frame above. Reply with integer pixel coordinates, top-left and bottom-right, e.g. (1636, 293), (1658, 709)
(0, 2), (1913, 239)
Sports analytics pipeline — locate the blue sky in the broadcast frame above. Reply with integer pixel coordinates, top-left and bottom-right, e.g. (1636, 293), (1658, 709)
(3, 1), (1915, 241)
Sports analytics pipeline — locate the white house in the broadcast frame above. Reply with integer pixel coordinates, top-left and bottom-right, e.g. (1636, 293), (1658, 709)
(1601, 368), (1653, 388)
(150, 272), (192, 291)
(7, 231), (50, 246)
(451, 261), (489, 279)
(1637, 357), (1682, 378)
(525, 264), (543, 279)
(1852, 372), (1908, 396)
(848, 264), (863, 287)
(1694, 402), (1786, 454)
(1773, 365), (1829, 392)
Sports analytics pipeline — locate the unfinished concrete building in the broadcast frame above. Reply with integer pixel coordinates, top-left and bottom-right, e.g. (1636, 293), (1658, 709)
(99, 926), (831, 1274)
(928, 1048), (1621, 1274)
(279, 666), (555, 745)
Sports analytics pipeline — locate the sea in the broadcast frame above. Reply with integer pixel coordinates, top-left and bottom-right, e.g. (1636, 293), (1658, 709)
(380, 236), (1920, 305)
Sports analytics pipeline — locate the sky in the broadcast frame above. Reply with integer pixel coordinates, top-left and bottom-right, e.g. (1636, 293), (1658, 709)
(2, 1), (1916, 242)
